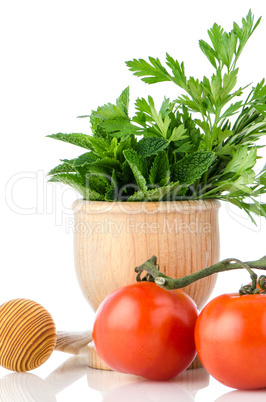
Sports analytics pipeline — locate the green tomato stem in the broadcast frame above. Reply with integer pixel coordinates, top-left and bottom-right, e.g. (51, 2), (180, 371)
(135, 255), (266, 294)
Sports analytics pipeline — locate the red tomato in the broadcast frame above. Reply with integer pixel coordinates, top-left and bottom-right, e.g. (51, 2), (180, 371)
(92, 282), (198, 381)
(195, 293), (266, 390)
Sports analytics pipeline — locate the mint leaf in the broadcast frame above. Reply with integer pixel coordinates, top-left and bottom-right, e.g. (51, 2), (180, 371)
(171, 151), (215, 184)
(104, 170), (118, 201)
(137, 137), (169, 157)
(72, 152), (98, 167)
(123, 149), (147, 192)
(46, 133), (112, 157)
(86, 175), (108, 195)
(47, 133), (94, 150)
(127, 182), (181, 201)
(48, 162), (76, 175)
(87, 158), (121, 178)
(115, 135), (135, 161)
(86, 137), (111, 156)
(48, 173), (103, 200)
(149, 151), (170, 186)
(48, 153), (98, 176)
(122, 160), (134, 184)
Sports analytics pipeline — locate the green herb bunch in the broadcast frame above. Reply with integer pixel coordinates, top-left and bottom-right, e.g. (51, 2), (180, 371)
(48, 10), (266, 222)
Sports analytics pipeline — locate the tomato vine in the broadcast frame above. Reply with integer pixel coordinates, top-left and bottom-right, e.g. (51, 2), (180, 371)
(135, 255), (266, 295)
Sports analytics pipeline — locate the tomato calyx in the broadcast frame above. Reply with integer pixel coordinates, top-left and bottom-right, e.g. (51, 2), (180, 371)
(135, 255), (266, 295)
(259, 275), (266, 291)
(239, 283), (265, 295)
(240, 275), (266, 295)
(135, 255), (159, 283)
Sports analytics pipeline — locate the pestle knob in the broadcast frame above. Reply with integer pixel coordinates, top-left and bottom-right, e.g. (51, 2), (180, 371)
(0, 298), (93, 372)
(0, 298), (57, 372)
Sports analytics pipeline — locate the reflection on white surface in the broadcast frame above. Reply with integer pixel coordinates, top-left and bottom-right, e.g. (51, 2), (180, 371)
(215, 389), (266, 401)
(87, 366), (143, 393)
(3, 355), (266, 402)
(0, 373), (56, 402)
(46, 354), (88, 395)
(87, 366), (210, 401)
(0, 355), (88, 402)
(102, 380), (195, 402)
(173, 367), (210, 394)
(0, 354), (210, 402)
(87, 366), (209, 393)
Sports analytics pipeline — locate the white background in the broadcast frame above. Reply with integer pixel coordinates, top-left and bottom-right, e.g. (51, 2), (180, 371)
(1, 1), (266, 401)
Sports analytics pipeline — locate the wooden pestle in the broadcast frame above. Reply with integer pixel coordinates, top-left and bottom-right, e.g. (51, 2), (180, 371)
(0, 298), (92, 372)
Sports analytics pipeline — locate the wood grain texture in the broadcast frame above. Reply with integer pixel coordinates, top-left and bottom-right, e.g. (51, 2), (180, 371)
(73, 199), (221, 311)
(188, 354), (203, 369)
(56, 330), (92, 355)
(0, 299), (57, 372)
(87, 341), (111, 371)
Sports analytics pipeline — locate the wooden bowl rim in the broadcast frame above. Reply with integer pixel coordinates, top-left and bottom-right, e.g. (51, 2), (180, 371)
(72, 199), (221, 215)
